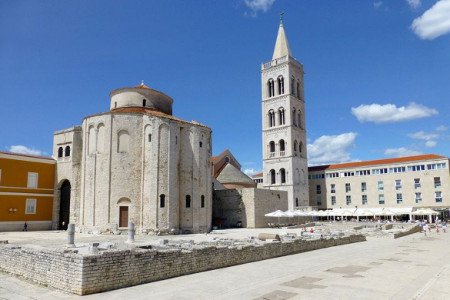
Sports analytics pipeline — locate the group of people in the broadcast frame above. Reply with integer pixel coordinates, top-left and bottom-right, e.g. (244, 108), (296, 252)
(418, 218), (448, 236)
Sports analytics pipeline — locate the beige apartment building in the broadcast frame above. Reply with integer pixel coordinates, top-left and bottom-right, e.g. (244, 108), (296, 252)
(308, 154), (450, 213)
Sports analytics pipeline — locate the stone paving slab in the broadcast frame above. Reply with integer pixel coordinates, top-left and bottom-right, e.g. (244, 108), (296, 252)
(0, 227), (449, 299)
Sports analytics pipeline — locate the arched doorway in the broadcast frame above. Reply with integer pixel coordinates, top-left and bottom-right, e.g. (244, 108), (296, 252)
(59, 180), (71, 230)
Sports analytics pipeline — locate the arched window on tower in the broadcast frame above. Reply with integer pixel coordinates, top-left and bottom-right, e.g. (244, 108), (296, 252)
(64, 146), (71, 157)
(299, 142), (303, 156)
(291, 76), (295, 96)
(269, 169), (276, 184)
(298, 111), (302, 129)
(185, 195), (191, 208)
(279, 139), (285, 156)
(57, 147), (63, 158)
(269, 141), (275, 158)
(267, 79), (275, 97)
(268, 110), (275, 127)
(277, 76), (284, 95)
(297, 81), (301, 98)
(292, 108), (297, 126)
(278, 107), (285, 125)
(280, 168), (286, 184)
(294, 140), (298, 155)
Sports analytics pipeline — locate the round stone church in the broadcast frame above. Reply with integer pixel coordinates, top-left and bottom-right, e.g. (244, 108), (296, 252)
(53, 83), (212, 234)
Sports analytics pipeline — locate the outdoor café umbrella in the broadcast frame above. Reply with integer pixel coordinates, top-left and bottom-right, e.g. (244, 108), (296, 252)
(412, 208), (438, 216)
(265, 210), (287, 225)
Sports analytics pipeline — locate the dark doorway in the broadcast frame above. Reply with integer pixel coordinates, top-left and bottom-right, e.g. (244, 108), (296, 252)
(119, 206), (129, 228)
(59, 180), (71, 230)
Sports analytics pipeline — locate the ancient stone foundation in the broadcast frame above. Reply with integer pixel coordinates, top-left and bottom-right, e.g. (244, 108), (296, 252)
(0, 235), (365, 295)
(393, 225), (421, 239)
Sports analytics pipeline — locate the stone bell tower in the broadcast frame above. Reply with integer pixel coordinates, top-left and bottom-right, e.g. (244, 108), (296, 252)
(261, 17), (309, 210)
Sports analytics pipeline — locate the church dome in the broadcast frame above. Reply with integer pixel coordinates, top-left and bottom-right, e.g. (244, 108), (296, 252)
(110, 82), (173, 115)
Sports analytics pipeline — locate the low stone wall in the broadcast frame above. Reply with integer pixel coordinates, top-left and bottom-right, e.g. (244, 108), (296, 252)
(393, 225), (421, 239)
(0, 245), (83, 294)
(0, 235), (365, 295)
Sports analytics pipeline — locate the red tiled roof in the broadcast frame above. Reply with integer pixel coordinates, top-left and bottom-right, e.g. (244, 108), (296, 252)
(308, 165), (330, 172)
(308, 154), (447, 172)
(88, 107), (210, 129)
(0, 151), (55, 161)
(251, 172), (263, 178)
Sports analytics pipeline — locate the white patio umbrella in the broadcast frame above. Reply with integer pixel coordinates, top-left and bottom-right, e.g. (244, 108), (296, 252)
(355, 209), (374, 216)
(265, 210), (286, 217)
(354, 209), (374, 221)
(293, 210), (308, 217)
(283, 210), (296, 218)
(265, 210), (287, 226)
(412, 208), (438, 216)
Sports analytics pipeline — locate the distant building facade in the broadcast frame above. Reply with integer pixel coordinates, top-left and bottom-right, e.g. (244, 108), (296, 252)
(0, 151), (55, 231)
(53, 83), (212, 234)
(308, 154), (450, 212)
(261, 19), (309, 210)
(212, 149), (256, 189)
(211, 149), (289, 228)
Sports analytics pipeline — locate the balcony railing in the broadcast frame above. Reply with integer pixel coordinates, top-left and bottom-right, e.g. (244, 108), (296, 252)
(262, 55), (289, 69)
(280, 151), (285, 156)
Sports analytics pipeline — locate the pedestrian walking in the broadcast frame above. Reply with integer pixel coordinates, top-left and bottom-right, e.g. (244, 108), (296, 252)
(22, 221), (28, 232)
(423, 222), (428, 236)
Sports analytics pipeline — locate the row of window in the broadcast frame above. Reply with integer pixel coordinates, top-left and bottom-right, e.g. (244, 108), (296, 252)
(267, 108), (303, 128)
(322, 177), (442, 195)
(329, 191), (443, 206)
(267, 140), (303, 158)
(0, 170), (38, 188)
(266, 76), (302, 99)
(321, 163), (447, 179)
(268, 169), (287, 184)
(159, 194), (206, 208)
(57, 146), (71, 158)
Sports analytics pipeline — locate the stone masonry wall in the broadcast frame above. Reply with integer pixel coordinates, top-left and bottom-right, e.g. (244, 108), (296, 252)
(393, 225), (421, 239)
(0, 235), (365, 295)
(0, 245), (83, 294)
(213, 188), (289, 228)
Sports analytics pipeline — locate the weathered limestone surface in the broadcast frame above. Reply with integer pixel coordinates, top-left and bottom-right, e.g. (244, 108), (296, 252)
(213, 188), (290, 228)
(0, 235), (365, 295)
(393, 225), (421, 239)
(52, 85), (212, 234)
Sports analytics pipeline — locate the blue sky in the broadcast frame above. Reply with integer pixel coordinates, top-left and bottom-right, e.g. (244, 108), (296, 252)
(1, 0), (450, 174)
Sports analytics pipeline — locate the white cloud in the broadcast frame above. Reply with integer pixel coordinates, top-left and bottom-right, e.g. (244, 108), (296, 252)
(9, 145), (43, 156)
(407, 0), (421, 9)
(243, 168), (260, 176)
(244, 0), (275, 14)
(307, 132), (357, 165)
(351, 102), (438, 123)
(411, 0), (450, 40)
(384, 147), (422, 157)
(374, 1), (383, 8)
(408, 126), (447, 148)
(425, 140), (437, 148)
(408, 130), (439, 141)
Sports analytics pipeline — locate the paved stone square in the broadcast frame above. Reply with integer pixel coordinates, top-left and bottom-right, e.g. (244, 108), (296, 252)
(0, 225), (449, 299)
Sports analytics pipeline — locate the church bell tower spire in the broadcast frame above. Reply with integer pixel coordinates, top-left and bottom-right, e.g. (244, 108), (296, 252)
(261, 17), (309, 210)
(272, 13), (292, 59)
